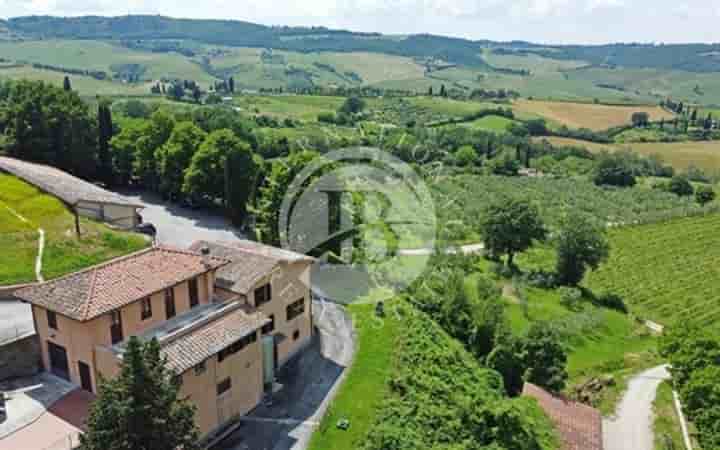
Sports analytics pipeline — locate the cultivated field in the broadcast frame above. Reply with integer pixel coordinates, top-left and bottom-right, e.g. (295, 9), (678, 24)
(536, 136), (720, 172)
(586, 214), (720, 330)
(513, 100), (675, 131)
(0, 65), (153, 96)
(0, 174), (148, 285)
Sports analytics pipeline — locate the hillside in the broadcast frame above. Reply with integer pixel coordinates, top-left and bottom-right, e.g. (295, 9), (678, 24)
(0, 173), (148, 285)
(2, 15), (720, 103)
(310, 302), (558, 450)
(586, 214), (720, 330)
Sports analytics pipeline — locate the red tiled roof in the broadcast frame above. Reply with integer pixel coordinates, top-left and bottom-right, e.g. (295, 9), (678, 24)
(189, 240), (313, 294)
(160, 305), (268, 373)
(523, 383), (604, 450)
(14, 246), (229, 321)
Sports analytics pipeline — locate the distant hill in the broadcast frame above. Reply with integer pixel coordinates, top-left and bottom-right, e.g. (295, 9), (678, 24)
(7, 15), (720, 72)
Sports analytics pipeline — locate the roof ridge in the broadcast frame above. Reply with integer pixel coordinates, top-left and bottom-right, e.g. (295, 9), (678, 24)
(157, 244), (232, 266)
(82, 267), (101, 321)
(19, 246), (156, 289)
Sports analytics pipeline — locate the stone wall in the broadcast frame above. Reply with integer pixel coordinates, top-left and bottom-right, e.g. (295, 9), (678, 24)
(0, 334), (41, 381)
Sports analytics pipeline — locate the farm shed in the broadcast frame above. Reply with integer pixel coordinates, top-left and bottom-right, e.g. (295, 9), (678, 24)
(0, 157), (143, 229)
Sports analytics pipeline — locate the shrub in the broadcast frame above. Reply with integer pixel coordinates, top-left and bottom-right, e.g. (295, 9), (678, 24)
(559, 287), (583, 311)
(594, 292), (628, 313)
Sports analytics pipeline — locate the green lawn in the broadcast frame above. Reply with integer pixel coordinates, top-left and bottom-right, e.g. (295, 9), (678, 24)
(0, 174), (149, 285)
(460, 114), (515, 132)
(653, 381), (686, 450)
(308, 303), (401, 450)
(234, 95), (345, 121)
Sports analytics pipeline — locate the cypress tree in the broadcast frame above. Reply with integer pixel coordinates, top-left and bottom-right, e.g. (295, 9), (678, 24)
(97, 101), (114, 185)
(63, 76), (71, 91)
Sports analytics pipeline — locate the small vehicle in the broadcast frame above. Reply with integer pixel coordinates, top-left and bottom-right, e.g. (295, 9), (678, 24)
(135, 222), (157, 238)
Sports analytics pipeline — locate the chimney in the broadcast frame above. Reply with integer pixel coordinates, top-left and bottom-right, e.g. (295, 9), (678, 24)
(201, 246), (211, 265)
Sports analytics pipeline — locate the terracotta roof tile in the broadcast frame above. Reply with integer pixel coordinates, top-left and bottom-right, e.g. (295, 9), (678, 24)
(159, 305), (269, 373)
(523, 383), (604, 450)
(14, 246), (229, 321)
(189, 240), (312, 294)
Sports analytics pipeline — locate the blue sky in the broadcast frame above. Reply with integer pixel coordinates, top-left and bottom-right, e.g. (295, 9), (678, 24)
(0, 0), (718, 44)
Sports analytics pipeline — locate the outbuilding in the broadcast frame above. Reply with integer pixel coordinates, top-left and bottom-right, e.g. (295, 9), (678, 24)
(0, 156), (143, 229)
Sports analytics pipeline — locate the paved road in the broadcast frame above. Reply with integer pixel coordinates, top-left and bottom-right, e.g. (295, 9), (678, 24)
(603, 365), (670, 450)
(119, 190), (247, 248)
(398, 242), (485, 256)
(215, 300), (355, 450)
(0, 300), (33, 345)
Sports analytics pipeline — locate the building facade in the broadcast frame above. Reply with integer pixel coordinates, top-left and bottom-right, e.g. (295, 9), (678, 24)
(15, 242), (315, 438)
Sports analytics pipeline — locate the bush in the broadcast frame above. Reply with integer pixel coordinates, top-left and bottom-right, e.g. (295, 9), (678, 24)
(594, 292), (628, 313)
(696, 185), (716, 206)
(559, 287), (583, 311)
(668, 175), (694, 197)
(593, 153), (637, 187)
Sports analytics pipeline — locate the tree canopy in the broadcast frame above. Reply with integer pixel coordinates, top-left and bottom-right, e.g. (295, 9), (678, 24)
(480, 197), (546, 267)
(81, 337), (200, 450)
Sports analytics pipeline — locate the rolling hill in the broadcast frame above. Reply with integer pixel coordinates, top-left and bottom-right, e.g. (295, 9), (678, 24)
(1, 15), (720, 103)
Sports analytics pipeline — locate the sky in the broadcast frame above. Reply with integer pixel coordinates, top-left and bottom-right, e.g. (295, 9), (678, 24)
(0, 0), (718, 45)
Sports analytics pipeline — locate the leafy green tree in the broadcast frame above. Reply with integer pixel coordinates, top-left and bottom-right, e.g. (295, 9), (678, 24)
(593, 152), (637, 187)
(63, 76), (71, 91)
(183, 129), (260, 224)
(120, 99), (152, 119)
(157, 121), (207, 200)
(631, 112), (650, 127)
(455, 145), (478, 167)
(81, 337), (200, 450)
(109, 119), (146, 186)
(487, 152), (520, 176)
(134, 110), (175, 190)
(339, 96), (365, 115)
(97, 100), (114, 185)
(5, 80), (96, 177)
(522, 322), (568, 392)
(555, 211), (610, 286)
(695, 185), (716, 206)
(252, 150), (320, 245)
(668, 175), (694, 197)
(487, 329), (527, 396)
(228, 76), (235, 93)
(439, 84), (447, 97)
(480, 197), (546, 267)
(524, 119), (548, 136)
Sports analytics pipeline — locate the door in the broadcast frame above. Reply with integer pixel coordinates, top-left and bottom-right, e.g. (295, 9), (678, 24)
(48, 342), (70, 381)
(165, 288), (176, 319)
(78, 361), (93, 393)
(110, 311), (123, 345)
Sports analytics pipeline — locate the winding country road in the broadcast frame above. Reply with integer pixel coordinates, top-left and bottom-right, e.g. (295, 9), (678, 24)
(603, 365), (670, 450)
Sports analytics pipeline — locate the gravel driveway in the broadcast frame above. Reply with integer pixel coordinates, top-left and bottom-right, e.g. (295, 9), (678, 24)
(118, 190), (247, 248)
(215, 300), (355, 450)
(603, 365), (670, 450)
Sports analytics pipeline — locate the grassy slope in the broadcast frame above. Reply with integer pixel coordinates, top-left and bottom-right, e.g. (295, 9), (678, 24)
(653, 381), (686, 450)
(0, 39), (217, 85)
(309, 303), (400, 450)
(0, 65), (153, 96)
(0, 174), (149, 285)
(536, 136), (720, 172)
(309, 301), (558, 450)
(586, 214), (720, 330)
(460, 114), (515, 132)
